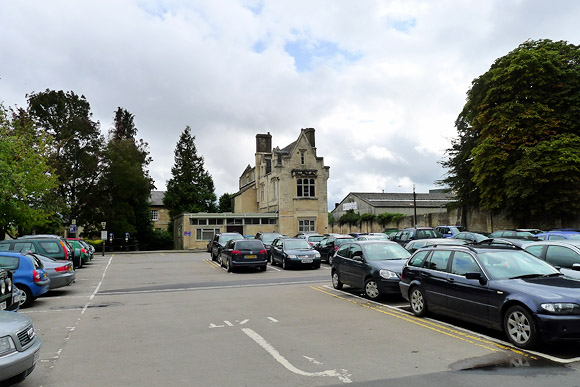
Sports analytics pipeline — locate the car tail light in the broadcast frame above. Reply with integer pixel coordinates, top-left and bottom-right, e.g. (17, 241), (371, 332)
(334, 246), (339, 251)
(81, 248), (87, 254)
(33, 270), (42, 282)
(309, 242), (314, 246)
(55, 266), (69, 272)
(60, 241), (69, 260)
(259, 249), (267, 255)
(232, 250), (241, 255)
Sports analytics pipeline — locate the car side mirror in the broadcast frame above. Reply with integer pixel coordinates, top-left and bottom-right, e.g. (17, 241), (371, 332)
(465, 272), (487, 285)
(572, 263), (580, 272)
(352, 255), (363, 262)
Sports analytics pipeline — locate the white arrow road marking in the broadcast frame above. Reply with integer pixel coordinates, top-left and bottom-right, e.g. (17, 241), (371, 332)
(241, 328), (352, 384)
(239, 319), (249, 325)
(224, 321), (234, 326)
(267, 317), (279, 323)
(209, 323), (225, 328)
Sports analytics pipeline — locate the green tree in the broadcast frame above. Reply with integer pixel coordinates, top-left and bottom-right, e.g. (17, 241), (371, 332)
(360, 213), (376, 232)
(102, 108), (154, 247)
(164, 126), (217, 222)
(0, 104), (60, 238)
(441, 39), (580, 224)
(218, 193), (233, 212)
(26, 89), (105, 233)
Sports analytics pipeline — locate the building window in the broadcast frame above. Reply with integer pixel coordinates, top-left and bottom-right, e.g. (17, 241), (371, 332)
(196, 229), (220, 240)
(299, 219), (316, 232)
(301, 151), (305, 165)
(208, 219), (224, 225)
(297, 178), (315, 197)
(151, 209), (159, 221)
(272, 179), (278, 200)
(227, 218), (243, 225)
(261, 218), (277, 224)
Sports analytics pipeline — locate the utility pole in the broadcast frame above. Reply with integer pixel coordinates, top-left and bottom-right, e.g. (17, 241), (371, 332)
(413, 184), (417, 228)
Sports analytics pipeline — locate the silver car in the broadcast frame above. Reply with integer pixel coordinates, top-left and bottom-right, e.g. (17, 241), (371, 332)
(0, 310), (42, 384)
(34, 253), (76, 290)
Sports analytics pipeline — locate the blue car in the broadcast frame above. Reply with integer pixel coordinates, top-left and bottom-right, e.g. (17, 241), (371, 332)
(535, 231), (580, 241)
(0, 252), (50, 308)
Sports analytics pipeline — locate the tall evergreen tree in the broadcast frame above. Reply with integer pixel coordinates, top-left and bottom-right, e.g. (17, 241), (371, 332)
(217, 193), (233, 213)
(26, 89), (105, 233)
(164, 126), (217, 224)
(102, 107), (154, 247)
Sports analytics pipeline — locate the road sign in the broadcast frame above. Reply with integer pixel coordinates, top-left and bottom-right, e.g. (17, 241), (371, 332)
(101, 231), (107, 240)
(69, 225), (77, 233)
(101, 222), (107, 229)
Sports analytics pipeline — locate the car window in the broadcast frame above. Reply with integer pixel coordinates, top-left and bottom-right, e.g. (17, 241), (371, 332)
(451, 252), (481, 275)
(424, 250), (451, 271)
(336, 244), (350, 258)
(14, 242), (36, 253)
(408, 250), (430, 267)
(335, 238), (354, 247)
(219, 235), (241, 245)
(308, 236), (324, 243)
(350, 245), (363, 259)
(417, 230), (439, 239)
(0, 243), (10, 251)
(547, 235), (566, 240)
(261, 234), (281, 244)
(0, 255), (20, 270)
(39, 240), (60, 253)
(524, 245), (544, 258)
(545, 246), (580, 268)
(235, 241), (264, 250)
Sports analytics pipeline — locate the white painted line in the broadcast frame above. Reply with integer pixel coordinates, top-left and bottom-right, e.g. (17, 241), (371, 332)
(224, 321), (234, 327)
(239, 319), (249, 325)
(242, 328), (352, 383)
(267, 317), (279, 323)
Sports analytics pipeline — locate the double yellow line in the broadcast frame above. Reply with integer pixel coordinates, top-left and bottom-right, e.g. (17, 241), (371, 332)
(310, 285), (537, 359)
(203, 258), (222, 270)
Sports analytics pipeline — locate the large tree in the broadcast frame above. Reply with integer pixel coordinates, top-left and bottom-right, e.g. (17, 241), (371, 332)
(217, 193), (233, 213)
(101, 108), (154, 246)
(0, 104), (60, 238)
(164, 126), (217, 223)
(26, 89), (105, 233)
(441, 39), (580, 225)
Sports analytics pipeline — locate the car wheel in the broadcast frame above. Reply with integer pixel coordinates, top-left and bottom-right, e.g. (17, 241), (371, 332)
(504, 305), (538, 349)
(217, 254), (223, 267)
(211, 251), (216, 261)
(20, 285), (33, 308)
(282, 259), (287, 270)
(225, 258), (232, 273)
(332, 271), (343, 290)
(364, 279), (381, 300)
(328, 255), (334, 265)
(410, 287), (428, 317)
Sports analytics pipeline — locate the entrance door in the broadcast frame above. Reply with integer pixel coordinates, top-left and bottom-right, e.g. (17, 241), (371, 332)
(227, 225), (244, 235)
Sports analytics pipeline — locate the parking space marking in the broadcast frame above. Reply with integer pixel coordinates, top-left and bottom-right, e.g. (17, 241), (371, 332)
(310, 285), (532, 358)
(242, 327), (352, 383)
(203, 259), (222, 270)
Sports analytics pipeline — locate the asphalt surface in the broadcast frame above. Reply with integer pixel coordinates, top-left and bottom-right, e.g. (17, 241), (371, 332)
(13, 251), (580, 387)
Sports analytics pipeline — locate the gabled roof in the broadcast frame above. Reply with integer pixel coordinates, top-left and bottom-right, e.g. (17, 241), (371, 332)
(150, 191), (165, 206)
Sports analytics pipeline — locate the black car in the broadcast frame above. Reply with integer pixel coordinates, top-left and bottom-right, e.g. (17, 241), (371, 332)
(404, 238), (468, 254)
(219, 239), (268, 272)
(399, 244), (580, 349)
(270, 238), (321, 269)
(452, 231), (489, 243)
(315, 234), (355, 264)
(209, 232), (243, 261)
(255, 232), (283, 259)
(0, 268), (17, 312)
(331, 241), (411, 300)
(391, 227), (443, 247)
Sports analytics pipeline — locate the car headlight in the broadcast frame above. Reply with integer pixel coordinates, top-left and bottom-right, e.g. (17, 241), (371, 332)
(379, 270), (399, 280)
(0, 335), (16, 357)
(287, 255), (298, 258)
(541, 303), (580, 314)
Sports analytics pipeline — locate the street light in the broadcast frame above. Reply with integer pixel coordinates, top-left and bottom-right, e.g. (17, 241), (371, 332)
(413, 184), (417, 227)
(71, 138), (79, 237)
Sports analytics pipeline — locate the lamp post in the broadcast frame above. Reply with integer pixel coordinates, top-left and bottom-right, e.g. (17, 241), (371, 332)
(413, 184), (417, 227)
(71, 138), (79, 237)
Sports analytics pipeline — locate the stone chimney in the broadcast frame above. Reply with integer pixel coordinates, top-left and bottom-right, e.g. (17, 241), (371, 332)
(256, 132), (272, 153)
(303, 128), (315, 148)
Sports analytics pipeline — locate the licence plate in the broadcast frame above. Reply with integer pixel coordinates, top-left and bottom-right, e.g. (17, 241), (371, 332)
(0, 301), (5, 310)
(245, 255), (257, 259)
(301, 259), (313, 263)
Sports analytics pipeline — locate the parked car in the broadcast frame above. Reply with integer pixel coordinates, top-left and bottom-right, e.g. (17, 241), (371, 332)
(434, 226), (466, 238)
(315, 234), (355, 264)
(255, 232), (283, 257)
(356, 233), (390, 241)
(67, 238), (94, 260)
(0, 310), (42, 385)
(391, 227), (443, 246)
(0, 252), (50, 308)
(270, 238), (321, 269)
(209, 232), (244, 261)
(399, 244), (580, 349)
(295, 233), (325, 247)
(476, 237), (535, 249)
(219, 239), (268, 272)
(2, 235), (81, 269)
(404, 238), (468, 254)
(488, 230), (538, 240)
(452, 231), (489, 243)
(66, 239), (91, 265)
(331, 240), (411, 300)
(535, 231), (580, 241)
(33, 254), (76, 290)
(524, 240), (580, 279)
(0, 268), (18, 312)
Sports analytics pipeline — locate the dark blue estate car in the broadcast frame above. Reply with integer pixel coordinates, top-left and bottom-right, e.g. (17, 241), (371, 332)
(399, 244), (580, 349)
(331, 241), (411, 299)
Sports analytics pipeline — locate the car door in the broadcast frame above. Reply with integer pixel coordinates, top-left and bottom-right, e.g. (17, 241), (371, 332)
(446, 251), (492, 325)
(347, 244), (368, 288)
(420, 250), (452, 312)
(544, 245), (580, 279)
(333, 244), (352, 283)
(270, 239), (283, 264)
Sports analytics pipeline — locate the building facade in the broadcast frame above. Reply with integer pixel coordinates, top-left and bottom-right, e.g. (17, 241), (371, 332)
(174, 128), (330, 250)
(149, 191), (170, 231)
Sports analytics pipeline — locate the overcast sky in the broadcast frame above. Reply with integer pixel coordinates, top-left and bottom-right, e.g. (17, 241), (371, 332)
(2, 1), (579, 210)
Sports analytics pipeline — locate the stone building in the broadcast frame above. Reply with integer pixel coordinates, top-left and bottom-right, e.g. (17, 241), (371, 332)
(149, 191), (170, 231)
(174, 128), (330, 250)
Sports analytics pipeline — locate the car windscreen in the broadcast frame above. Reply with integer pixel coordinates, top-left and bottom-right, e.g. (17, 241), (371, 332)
(0, 255), (19, 270)
(284, 240), (312, 250)
(363, 243), (411, 261)
(477, 250), (558, 280)
(308, 236), (324, 242)
(261, 234), (281, 244)
(219, 235), (242, 245)
(234, 241), (264, 250)
(335, 238), (354, 247)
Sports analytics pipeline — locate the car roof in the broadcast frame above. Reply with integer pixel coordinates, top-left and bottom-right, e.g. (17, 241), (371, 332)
(525, 240), (580, 247)
(0, 251), (26, 257)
